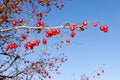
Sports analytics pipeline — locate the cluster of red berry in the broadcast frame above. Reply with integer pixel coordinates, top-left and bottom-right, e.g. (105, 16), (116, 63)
(6, 42), (18, 50)
(36, 20), (45, 27)
(100, 25), (108, 32)
(12, 18), (23, 26)
(24, 39), (40, 50)
(46, 29), (61, 38)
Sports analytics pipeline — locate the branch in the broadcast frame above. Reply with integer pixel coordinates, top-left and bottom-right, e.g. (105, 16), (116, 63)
(0, 22), (76, 32)
(0, 55), (19, 74)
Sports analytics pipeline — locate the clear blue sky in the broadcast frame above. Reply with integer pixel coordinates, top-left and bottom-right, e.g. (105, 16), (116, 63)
(45, 0), (120, 80)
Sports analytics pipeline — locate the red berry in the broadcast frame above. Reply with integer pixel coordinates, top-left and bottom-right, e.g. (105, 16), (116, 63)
(35, 39), (40, 46)
(46, 33), (50, 38)
(66, 39), (70, 43)
(70, 31), (76, 38)
(52, 29), (57, 35)
(93, 23), (98, 27)
(36, 39), (40, 43)
(104, 28), (108, 33)
(70, 25), (76, 31)
(104, 25), (108, 29)
(36, 20), (44, 27)
(56, 29), (61, 34)
(42, 39), (47, 45)
(18, 18), (23, 23)
(12, 20), (16, 26)
(6, 45), (10, 50)
(24, 44), (27, 47)
(21, 34), (26, 40)
(100, 26), (104, 31)
(36, 22), (40, 27)
(100, 25), (108, 32)
(46, 30), (53, 37)
(61, 4), (64, 8)
(82, 21), (88, 26)
(10, 3), (15, 9)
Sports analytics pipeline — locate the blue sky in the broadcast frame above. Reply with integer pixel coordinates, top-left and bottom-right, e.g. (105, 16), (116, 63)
(44, 0), (120, 80)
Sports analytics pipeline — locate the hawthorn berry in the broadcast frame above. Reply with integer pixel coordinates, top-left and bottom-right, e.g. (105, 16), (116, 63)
(52, 29), (57, 35)
(61, 4), (64, 8)
(104, 28), (108, 33)
(18, 18), (23, 23)
(10, 3), (15, 9)
(36, 20), (44, 27)
(1, 15), (8, 20)
(46, 30), (53, 38)
(69, 25), (76, 31)
(35, 39), (40, 46)
(56, 29), (60, 34)
(36, 39), (40, 44)
(100, 25), (108, 32)
(21, 34), (26, 40)
(82, 21), (88, 26)
(12, 20), (17, 26)
(93, 23), (98, 27)
(6, 42), (18, 50)
(70, 31), (76, 38)
(104, 25), (108, 29)
(42, 39), (47, 45)
(66, 38), (70, 43)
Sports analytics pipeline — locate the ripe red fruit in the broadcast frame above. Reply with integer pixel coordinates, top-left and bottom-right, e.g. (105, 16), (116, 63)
(104, 25), (108, 29)
(35, 39), (40, 46)
(36, 20), (44, 27)
(56, 29), (61, 34)
(100, 26), (104, 31)
(21, 34), (26, 40)
(61, 4), (64, 8)
(104, 28), (108, 33)
(6, 42), (18, 50)
(52, 29), (57, 35)
(70, 31), (76, 38)
(42, 39), (47, 45)
(36, 39), (40, 43)
(66, 39), (70, 43)
(46, 30), (53, 37)
(10, 3), (15, 9)
(12, 20), (16, 26)
(1, 15), (8, 20)
(82, 21), (88, 26)
(18, 18), (23, 23)
(93, 23), (98, 27)
(69, 25), (76, 31)
(46, 33), (50, 38)
(100, 25), (108, 32)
